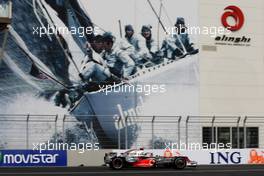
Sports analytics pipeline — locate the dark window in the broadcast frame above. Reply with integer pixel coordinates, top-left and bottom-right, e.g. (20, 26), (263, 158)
(217, 127), (230, 145)
(232, 127), (244, 148)
(246, 127), (258, 148)
(202, 127), (258, 149)
(202, 127), (216, 145)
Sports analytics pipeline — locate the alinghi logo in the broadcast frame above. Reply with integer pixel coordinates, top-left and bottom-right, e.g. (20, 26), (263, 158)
(215, 35), (251, 44)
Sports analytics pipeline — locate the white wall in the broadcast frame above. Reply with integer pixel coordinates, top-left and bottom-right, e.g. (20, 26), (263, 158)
(199, 0), (264, 116)
(199, 0), (264, 147)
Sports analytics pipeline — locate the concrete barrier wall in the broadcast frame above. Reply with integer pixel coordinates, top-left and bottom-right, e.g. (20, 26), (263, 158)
(67, 150), (112, 166)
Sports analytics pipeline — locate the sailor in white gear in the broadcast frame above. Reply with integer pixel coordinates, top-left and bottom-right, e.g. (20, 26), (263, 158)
(80, 56), (111, 83)
(102, 32), (136, 78)
(79, 35), (111, 84)
(161, 35), (184, 59)
(141, 25), (159, 56)
(161, 17), (199, 59)
(124, 25), (151, 65)
(140, 25), (164, 65)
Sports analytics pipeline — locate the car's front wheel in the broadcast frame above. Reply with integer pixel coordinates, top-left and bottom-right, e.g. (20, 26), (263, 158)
(111, 157), (124, 170)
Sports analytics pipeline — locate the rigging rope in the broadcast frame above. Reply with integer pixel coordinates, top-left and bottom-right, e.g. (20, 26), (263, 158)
(147, 0), (186, 54)
(38, 0), (82, 75)
(0, 28), (9, 63)
(160, 0), (173, 26)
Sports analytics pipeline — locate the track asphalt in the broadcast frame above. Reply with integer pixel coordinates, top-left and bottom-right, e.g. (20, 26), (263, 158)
(0, 165), (264, 176)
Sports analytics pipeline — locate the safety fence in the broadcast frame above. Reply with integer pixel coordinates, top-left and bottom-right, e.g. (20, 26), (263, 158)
(0, 114), (263, 149)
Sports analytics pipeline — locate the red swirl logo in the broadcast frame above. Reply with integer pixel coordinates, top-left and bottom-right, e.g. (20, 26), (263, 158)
(221, 6), (244, 31)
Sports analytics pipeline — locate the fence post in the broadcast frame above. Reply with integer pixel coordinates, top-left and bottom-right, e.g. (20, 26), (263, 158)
(230, 127), (232, 148)
(118, 116), (121, 149)
(62, 115), (66, 143)
(243, 116), (247, 148)
(26, 114), (30, 149)
(55, 114), (58, 143)
(152, 116), (155, 149)
(212, 116), (215, 143)
(186, 116), (189, 146)
(125, 116), (128, 149)
(178, 116), (182, 146)
(237, 116), (241, 148)
(90, 120), (94, 145)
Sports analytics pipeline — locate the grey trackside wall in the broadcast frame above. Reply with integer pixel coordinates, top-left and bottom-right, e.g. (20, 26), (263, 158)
(67, 150), (112, 166)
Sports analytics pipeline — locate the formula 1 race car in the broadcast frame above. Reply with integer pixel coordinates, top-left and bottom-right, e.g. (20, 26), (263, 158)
(104, 148), (197, 170)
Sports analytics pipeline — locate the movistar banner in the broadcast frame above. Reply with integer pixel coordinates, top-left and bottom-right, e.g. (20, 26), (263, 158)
(0, 150), (67, 166)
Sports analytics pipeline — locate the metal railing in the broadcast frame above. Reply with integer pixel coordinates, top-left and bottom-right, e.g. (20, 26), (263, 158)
(0, 114), (58, 149)
(0, 114), (263, 149)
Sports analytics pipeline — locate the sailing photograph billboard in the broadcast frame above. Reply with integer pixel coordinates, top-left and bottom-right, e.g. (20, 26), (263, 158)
(0, 0), (200, 150)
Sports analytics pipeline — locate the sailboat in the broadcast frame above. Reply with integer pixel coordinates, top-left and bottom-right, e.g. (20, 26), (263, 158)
(69, 0), (199, 147)
(0, 0), (199, 148)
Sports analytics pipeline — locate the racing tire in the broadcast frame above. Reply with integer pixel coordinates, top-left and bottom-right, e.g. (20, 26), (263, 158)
(173, 157), (186, 169)
(111, 157), (124, 170)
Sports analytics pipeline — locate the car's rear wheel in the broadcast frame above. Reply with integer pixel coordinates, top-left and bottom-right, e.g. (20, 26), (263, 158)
(111, 157), (124, 170)
(173, 157), (186, 169)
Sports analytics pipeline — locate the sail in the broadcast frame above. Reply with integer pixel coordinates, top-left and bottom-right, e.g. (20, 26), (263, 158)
(45, 0), (94, 51)
(0, 0), (91, 110)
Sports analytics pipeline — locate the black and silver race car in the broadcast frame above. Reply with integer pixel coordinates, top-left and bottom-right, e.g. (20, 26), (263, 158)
(104, 148), (197, 170)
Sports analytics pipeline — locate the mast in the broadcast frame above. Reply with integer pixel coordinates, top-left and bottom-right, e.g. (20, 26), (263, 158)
(157, 0), (162, 49)
(118, 20), (123, 38)
(147, 0), (166, 32)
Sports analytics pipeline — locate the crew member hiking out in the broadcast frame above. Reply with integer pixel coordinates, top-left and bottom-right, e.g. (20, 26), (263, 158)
(141, 25), (162, 65)
(102, 32), (136, 79)
(161, 17), (199, 59)
(124, 24), (151, 67)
